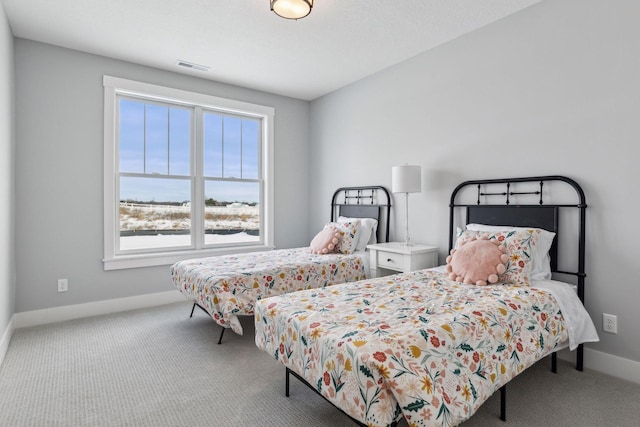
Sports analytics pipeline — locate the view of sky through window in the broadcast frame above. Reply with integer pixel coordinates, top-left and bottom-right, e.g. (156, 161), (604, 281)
(119, 99), (260, 204)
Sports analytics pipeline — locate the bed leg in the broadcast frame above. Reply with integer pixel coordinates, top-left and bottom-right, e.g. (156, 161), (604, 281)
(285, 368), (290, 397)
(217, 327), (226, 345)
(500, 385), (506, 421)
(552, 351), (557, 373)
(189, 303), (196, 318)
(577, 343), (584, 371)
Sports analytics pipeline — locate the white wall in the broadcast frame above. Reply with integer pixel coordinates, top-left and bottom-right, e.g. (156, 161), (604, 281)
(309, 0), (640, 365)
(0, 1), (16, 361)
(14, 39), (310, 313)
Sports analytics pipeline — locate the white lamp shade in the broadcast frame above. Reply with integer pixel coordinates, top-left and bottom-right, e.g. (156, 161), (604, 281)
(392, 165), (422, 193)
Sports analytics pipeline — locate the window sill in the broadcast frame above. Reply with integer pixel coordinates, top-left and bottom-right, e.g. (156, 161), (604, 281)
(103, 245), (275, 271)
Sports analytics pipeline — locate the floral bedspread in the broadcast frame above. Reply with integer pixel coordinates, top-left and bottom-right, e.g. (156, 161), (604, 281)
(255, 269), (568, 427)
(170, 248), (366, 335)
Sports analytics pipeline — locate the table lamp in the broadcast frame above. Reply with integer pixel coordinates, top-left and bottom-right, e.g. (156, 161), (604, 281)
(392, 164), (422, 246)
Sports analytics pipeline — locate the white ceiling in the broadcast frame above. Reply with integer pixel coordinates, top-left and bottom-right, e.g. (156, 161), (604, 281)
(2, 0), (543, 101)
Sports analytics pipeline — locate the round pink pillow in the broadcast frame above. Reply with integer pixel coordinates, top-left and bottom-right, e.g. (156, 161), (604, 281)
(309, 227), (340, 254)
(445, 237), (508, 286)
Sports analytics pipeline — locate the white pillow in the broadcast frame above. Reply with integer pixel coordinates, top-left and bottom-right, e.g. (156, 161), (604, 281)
(338, 216), (378, 252)
(465, 223), (556, 280)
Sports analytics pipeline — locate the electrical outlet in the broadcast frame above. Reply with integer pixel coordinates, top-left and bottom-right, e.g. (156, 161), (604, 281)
(57, 278), (68, 293)
(602, 313), (617, 334)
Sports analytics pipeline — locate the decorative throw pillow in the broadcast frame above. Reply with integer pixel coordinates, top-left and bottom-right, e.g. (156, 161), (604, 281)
(446, 237), (508, 286)
(465, 224), (556, 280)
(338, 216), (379, 251)
(455, 228), (542, 286)
(309, 227), (340, 254)
(325, 220), (361, 254)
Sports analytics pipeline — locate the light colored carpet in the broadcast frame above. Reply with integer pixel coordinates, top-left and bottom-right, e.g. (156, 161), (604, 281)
(0, 302), (638, 426)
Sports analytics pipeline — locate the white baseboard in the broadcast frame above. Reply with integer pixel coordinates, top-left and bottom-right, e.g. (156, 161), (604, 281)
(14, 290), (186, 329)
(557, 346), (640, 384)
(0, 315), (15, 367)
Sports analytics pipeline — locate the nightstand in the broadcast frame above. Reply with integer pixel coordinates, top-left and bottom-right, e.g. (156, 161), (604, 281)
(367, 242), (439, 278)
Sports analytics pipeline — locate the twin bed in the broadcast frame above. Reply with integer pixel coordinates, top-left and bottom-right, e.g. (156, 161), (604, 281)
(170, 186), (391, 342)
(253, 176), (598, 426)
(171, 176), (598, 426)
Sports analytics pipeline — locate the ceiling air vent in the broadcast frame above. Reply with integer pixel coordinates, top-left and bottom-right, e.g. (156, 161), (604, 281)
(176, 60), (210, 72)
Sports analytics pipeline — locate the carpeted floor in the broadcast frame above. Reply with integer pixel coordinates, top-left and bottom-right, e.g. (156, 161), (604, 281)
(0, 302), (638, 426)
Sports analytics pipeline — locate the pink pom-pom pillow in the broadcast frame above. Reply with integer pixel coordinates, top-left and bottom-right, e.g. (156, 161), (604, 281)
(454, 228), (541, 286)
(309, 227), (340, 254)
(446, 237), (508, 286)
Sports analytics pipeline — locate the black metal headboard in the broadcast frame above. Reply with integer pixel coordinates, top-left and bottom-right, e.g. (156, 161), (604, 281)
(331, 186), (391, 243)
(449, 176), (587, 301)
(449, 176), (587, 370)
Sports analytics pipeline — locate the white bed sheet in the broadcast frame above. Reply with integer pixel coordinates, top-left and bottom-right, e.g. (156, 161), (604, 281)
(531, 279), (599, 350)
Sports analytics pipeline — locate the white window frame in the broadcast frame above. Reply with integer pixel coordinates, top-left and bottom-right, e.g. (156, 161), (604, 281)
(103, 76), (274, 270)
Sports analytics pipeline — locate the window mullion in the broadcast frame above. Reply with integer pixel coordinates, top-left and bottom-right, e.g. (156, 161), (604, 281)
(221, 116), (225, 178)
(167, 108), (171, 175)
(143, 104), (147, 173)
(193, 106), (204, 249)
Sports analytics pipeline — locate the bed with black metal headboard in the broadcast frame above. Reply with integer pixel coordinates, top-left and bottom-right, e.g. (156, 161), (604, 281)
(449, 175), (587, 370)
(171, 185), (390, 344)
(331, 185), (391, 244)
(255, 176), (597, 427)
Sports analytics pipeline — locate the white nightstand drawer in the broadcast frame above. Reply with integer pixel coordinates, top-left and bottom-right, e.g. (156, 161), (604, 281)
(367, 242), (439, 278)
(377, 251), (405, 271)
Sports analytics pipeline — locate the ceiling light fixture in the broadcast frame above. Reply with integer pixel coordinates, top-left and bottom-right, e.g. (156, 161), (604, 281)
(270, 0), (313, 20)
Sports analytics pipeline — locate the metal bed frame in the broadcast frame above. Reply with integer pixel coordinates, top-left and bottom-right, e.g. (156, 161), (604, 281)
(449, 175), (587, 421)
(189, 185), (392, 344)
(284, 176), (587, 426)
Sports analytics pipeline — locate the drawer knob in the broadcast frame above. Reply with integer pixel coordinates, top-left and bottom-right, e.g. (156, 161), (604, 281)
(386, 258), (394, 263)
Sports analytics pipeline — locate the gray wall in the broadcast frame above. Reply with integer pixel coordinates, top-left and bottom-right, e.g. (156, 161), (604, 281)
(10, 0), (639, 368)
(0, 2), (15, 341)
(309, 0), (640, 364)
(14, 39), (310, 312)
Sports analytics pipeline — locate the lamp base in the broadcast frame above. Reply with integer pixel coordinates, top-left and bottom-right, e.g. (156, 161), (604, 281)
(401, 192), (414, 247)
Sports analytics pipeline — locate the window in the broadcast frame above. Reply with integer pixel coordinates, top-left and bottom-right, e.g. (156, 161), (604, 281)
(103, 76), (274, 270)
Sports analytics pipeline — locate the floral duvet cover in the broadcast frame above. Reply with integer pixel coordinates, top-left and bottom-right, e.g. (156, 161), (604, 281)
(255, 269), (569, 427)
(170, 248), (366, 335)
